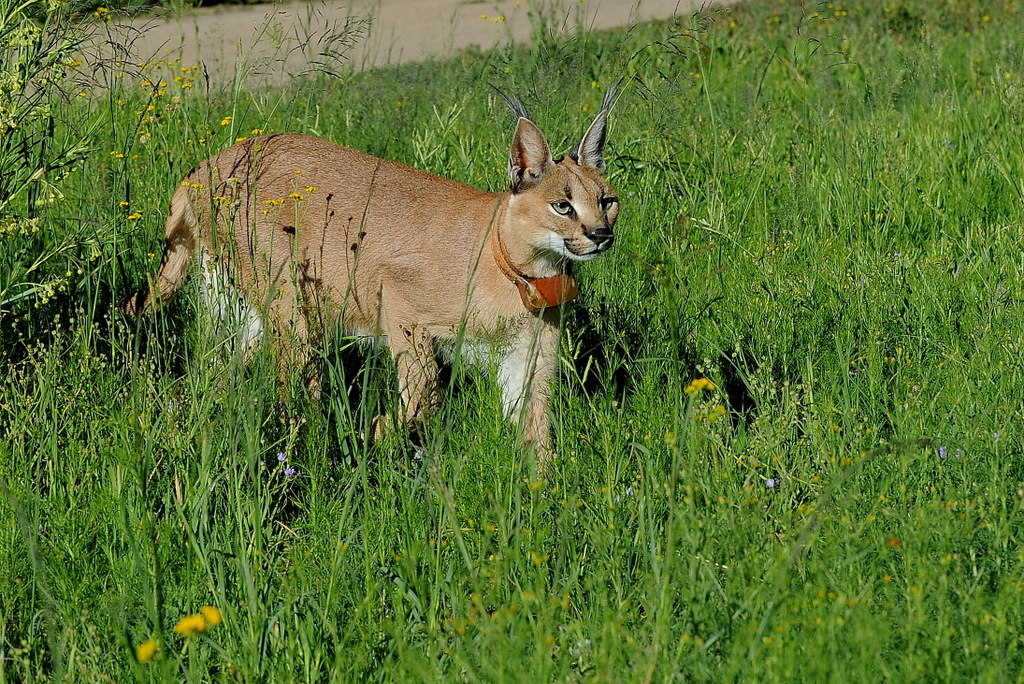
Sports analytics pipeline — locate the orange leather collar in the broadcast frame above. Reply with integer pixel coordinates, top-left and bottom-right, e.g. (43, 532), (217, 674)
(491, 226), (579, 312)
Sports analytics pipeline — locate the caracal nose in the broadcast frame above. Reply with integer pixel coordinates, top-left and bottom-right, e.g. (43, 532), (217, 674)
(585, 225), (614, 250)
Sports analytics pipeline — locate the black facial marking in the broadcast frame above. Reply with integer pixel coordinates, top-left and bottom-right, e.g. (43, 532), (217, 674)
(564, 185), (573, 201)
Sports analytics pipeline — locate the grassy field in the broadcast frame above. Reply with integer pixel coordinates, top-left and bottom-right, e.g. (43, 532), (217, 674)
(3, 0), (1024, 680)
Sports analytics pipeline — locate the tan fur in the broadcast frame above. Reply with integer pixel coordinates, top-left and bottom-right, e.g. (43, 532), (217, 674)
(123, 92), (619, 461)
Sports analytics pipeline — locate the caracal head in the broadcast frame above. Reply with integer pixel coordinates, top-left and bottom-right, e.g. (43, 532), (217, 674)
(505, 90), (619, 264)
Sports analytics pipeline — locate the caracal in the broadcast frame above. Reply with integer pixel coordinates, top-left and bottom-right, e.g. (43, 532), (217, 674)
(123, 87), (620, 461)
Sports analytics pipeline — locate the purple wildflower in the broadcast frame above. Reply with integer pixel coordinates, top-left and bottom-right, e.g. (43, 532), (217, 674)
(284, 467), (297, 478)
(766, 478), (776, 490)
(277, 452), (287, 462)
(939, 446), (948, 460)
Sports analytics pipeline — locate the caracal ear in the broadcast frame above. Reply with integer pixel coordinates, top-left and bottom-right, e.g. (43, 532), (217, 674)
(575, 81), (621, 173)
(509, 118), (554, 193)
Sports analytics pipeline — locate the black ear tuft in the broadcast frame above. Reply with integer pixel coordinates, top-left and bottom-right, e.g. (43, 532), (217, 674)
(492, 85), (533, 122)
(600, 78), (623, 113)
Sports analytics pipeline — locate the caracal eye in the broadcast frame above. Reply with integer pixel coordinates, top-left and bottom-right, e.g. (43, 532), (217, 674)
(551, 201), (574, 216)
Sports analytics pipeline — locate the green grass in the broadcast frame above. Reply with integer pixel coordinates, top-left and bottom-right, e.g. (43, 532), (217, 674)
(3, 0), (1024, 680)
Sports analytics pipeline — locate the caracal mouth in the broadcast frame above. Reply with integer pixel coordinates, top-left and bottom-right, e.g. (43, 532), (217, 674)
(563, 240), (613, 261)
(564, 249), (602, 262)
(544, 234), (612, 261)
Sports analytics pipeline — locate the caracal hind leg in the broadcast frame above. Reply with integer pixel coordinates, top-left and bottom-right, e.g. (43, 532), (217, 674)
(266, 284), (325, 403)
(196, 251), (265, 365)
(371, 322), (441, 443)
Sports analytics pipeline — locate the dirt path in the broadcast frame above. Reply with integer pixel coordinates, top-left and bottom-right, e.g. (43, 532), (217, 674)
(109, 0), (737, 85)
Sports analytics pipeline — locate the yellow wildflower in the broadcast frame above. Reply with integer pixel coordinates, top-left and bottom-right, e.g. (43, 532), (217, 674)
(684, 378), (716, 394)
(200, 605), (223, 627)
(135, 638), (158, 663)
(174, 613), (207, 636)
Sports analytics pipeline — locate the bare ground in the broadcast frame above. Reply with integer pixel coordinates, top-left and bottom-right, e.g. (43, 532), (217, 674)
(102, 0), (738, 86)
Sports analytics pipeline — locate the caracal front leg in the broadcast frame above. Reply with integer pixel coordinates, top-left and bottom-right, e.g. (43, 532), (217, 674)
(498, 315), (559, 464)
(372, 321), (441, 442)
